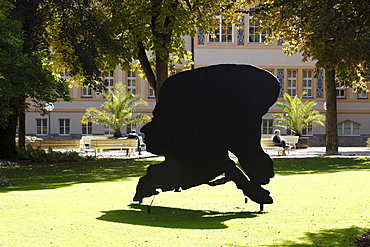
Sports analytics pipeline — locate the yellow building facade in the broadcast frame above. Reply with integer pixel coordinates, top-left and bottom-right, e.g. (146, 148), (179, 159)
(25, 14), (370, 146)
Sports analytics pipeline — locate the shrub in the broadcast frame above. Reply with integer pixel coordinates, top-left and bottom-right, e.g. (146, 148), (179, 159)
(355, 231), (370, 247)
(16, 145), (93, 163)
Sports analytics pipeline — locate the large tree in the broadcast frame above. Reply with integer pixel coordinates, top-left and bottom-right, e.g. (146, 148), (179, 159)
(42, 0), (250, 99)
(0, 1), (71, 158)
(252, 0), (370, 154)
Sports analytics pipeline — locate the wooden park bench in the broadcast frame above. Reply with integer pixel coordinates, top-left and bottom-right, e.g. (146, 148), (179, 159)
(90, 138), (138, 157)
(80, 135), (110, 149)
(260, 139), (284, 155)
(282, 136), (299, 149)
(34, 139), (81, 152)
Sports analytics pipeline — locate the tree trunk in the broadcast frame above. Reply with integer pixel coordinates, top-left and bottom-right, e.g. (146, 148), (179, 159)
(113, 129), (122, 138)
(0, 114), (18, 159)
(137, 41), (157, 95)
(155, 50), (169, 101)
(324, 69), (339, 155)
(18, 107), (26, 149)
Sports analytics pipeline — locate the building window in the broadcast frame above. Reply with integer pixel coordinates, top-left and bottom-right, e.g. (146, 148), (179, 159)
(82, 87), (92, 97)
(127, 71), (136, 94)
(302, 126), (313, 136)
(287, 126), (312, 136)
(302, 70), (313, 97)
(36, 119), (47, 135)
(126, 123), (134, 134)
(82, 122), (92, 135)
(248, 14), (271, 44)
(209, 16), (233, 44)
(357, 90), (367, 99)
(336, 81), (346, 98)
(104, 125), (113, 135)
(59, 119), (70, 135)
(338, 120), (360, 136)
(60, 71), (69, 80)
(148, 85), (155, 98)
(262, 119), (274, 135)
(287, 70), (297, 96)
(104, 70), (114, 92)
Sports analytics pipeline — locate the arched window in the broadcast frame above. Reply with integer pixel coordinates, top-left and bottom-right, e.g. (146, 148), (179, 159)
(337, 120), (360, 136)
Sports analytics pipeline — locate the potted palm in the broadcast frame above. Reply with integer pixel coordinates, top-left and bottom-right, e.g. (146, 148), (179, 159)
(81, 82), (151, 138)
(272, 91), (325, 148)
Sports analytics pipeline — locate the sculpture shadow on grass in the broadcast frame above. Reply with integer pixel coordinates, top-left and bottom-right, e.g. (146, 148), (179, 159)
(96, 203), (262, 229)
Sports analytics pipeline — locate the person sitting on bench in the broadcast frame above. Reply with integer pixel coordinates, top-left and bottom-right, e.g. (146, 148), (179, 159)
(127, 130), (141, 155)
(273, 129), (289, 155)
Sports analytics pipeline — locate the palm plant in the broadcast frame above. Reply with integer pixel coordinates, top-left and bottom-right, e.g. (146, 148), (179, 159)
(81, 82), (151, 137)
(272, 91), (325, 136)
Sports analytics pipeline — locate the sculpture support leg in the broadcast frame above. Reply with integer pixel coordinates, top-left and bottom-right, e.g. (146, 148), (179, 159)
(217, 158), (273, 204)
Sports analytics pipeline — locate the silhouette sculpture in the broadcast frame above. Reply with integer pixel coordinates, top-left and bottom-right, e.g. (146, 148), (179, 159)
(133, 64), (280, 206)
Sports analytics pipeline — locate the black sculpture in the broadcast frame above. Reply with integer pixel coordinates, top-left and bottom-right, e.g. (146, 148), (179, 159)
(133, 64), (280, 206)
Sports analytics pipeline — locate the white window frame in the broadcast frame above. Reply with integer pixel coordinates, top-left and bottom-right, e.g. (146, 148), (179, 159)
(127, 71), (136, 95)
(82, 87), (92, 97)
(59, 119), (70, 135)
(357, 90), (367, 99)
(104, 125), (113, 135)
(104, 70), (114, 93)
(208, 16), (234, 44)
(336, 81), (346, 98)
(302, 126), (313, 136)
(59, 71), (71, 97)
(60, 71), (69, 80)
(262, 119), (274, 135)
(337, 120), (360, 136)
(302, 70), (313, 97)
(82, 122), (92, 135)
(287, 126), (313, 136)
(248, 14), (271, 44)
(148, 85), (155, 98)
(36, 118), (48, 135)
(287, 70), (297, 96)
(126, 123), (134, 134)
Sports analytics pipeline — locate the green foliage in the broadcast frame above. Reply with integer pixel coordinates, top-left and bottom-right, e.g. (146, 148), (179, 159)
(42, 0), (251, 95)
(272, 91), (325, 136)
(0, 1), (72, 127)
(253, 0), (370, 91)
(16, 144), (90, 163)
(0, 1), (23, 126)
(40, 0), (126, 90)
(81, 82), (151, 137)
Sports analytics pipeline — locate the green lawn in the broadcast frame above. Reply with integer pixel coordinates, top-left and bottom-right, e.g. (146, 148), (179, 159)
(1, 157), (369, 246)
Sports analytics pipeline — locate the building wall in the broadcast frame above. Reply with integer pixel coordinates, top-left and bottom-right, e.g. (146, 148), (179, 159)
(25, 14), (370, 146)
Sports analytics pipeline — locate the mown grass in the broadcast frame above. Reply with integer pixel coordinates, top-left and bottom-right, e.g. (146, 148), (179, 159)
(0, 157), (369, 246)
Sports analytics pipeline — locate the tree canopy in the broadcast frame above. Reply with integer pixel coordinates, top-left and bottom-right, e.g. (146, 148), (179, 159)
(42, 0), (251, 99)
(252, 0), (370, 154)
(254, 0), (370, 90)
(0, 0), (71, 124)
(0, 0), (71, 158)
